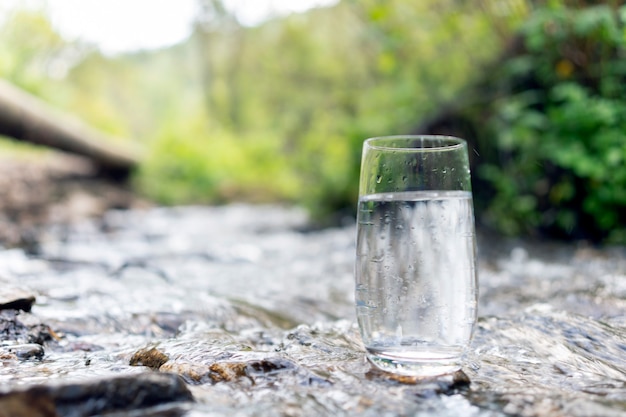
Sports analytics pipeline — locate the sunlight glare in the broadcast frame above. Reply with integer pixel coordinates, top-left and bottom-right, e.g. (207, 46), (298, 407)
(4, 0), (339, 54)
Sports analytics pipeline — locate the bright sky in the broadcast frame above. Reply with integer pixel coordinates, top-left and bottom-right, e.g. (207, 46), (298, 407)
(4, 0), (338, 54)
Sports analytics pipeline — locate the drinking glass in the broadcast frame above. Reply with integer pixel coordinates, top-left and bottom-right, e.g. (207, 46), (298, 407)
(355, 135), (478, 377)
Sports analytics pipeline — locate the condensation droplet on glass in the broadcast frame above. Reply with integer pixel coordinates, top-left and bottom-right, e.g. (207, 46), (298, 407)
(371, 255), (384, 263)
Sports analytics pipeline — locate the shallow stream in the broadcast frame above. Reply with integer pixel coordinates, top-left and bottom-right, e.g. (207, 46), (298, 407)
(0, 204), (625, 416)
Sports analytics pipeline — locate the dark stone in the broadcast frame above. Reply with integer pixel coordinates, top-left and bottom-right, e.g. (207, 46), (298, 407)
(0, 392), (56, 417)
(0, 286), (36, 312)
(0, 372), (194, 417)
(0, 310), (29, 341)
(0, 310), (55, 345)
(245, 357), (296, 375)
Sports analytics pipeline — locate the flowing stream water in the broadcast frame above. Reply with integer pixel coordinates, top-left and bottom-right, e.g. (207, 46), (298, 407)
(0, 204), (625, 416)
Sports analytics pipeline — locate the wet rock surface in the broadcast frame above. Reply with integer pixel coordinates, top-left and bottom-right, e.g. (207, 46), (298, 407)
(0, 372), (193, 417)
(0, 204), (624, 416)
(0, 153), (147, 249)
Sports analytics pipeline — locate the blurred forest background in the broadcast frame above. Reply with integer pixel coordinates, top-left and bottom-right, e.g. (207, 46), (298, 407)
(1, 0), (625, 244)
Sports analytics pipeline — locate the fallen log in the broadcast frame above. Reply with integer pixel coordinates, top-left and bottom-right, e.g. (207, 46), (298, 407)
(0, 79), (142, 179)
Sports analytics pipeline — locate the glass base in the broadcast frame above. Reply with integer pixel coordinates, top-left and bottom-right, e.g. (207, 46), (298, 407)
(366, 347), (462, 377)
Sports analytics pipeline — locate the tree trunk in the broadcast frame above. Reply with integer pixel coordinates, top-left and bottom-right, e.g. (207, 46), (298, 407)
(0, 79), (141, 179)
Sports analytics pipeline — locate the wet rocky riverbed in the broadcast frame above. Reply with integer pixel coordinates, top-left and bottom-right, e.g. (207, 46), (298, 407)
(0, 204), (625, 416)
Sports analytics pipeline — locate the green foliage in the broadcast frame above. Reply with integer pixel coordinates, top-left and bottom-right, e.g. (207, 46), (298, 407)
(0, 7), (133, 141)
(0, 8), (67, 93)
(135, 112), (300, 205)
(159, 0), (515, 220)
(479, 1), (626, 242)
(6, 1), (626, 243)
(0, 1), (523, 227)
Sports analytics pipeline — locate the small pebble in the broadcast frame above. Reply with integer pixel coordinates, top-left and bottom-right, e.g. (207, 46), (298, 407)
(130, 347), (169, 370)
(5, 344), (44, 360)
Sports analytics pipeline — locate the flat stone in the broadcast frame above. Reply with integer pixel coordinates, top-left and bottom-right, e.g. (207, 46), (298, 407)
(160, 361), (215, 385)
(3, 343), (44, 360)
(0, 372), (194, 417)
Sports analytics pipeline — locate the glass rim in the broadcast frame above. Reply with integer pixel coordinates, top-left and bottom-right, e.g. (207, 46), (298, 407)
(364, 135), (466, 151)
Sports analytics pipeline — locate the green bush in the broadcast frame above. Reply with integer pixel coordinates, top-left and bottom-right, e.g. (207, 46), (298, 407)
(479, 2), (626, 242)
(135, 115), (300, 205)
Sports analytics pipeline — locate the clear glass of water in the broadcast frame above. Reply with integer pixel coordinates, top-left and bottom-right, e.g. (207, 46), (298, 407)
(355, 135), (478, 377)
